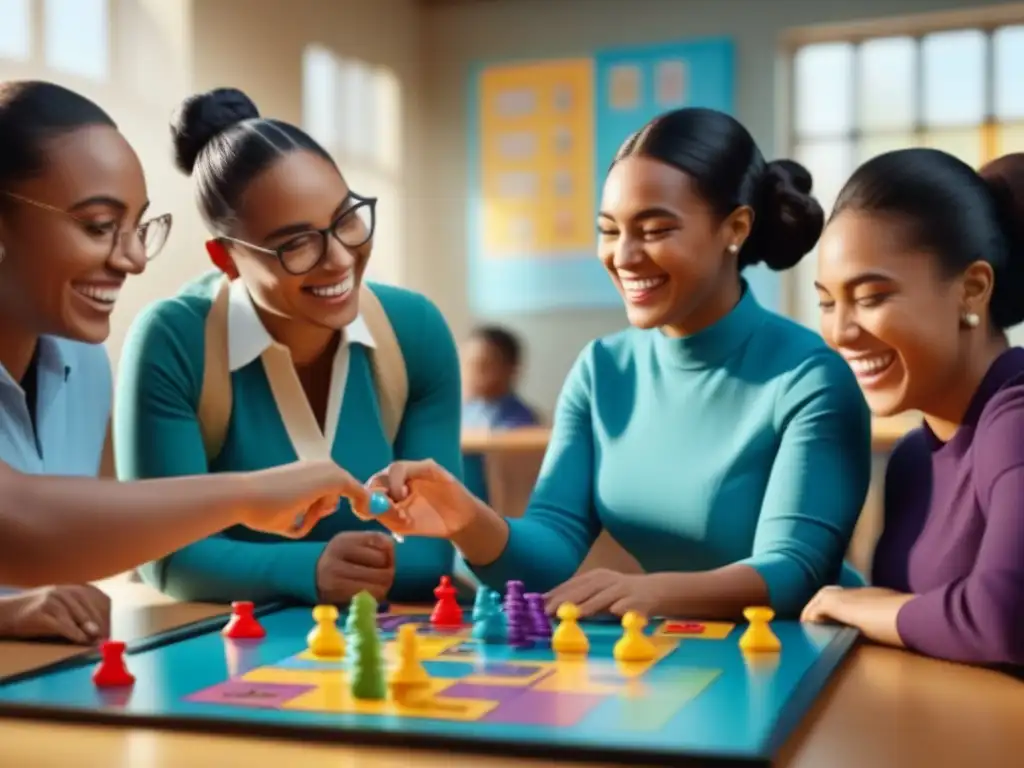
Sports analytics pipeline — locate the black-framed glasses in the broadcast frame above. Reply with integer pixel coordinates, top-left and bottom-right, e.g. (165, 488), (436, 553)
(220, 193), (377, 276)
(0, 190), (172, 262)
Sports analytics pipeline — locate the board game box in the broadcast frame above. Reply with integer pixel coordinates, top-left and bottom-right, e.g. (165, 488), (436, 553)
(0, 588), (857, 766)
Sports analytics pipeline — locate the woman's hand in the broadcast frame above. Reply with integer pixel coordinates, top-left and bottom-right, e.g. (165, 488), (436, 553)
(240, 460), (371, 538)
(544, 569), (665, 618)
(364, 459), (482, 538)
(0, 585), (111, 645)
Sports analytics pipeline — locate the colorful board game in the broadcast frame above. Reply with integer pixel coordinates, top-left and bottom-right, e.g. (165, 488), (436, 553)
(0, 591), (857, 766)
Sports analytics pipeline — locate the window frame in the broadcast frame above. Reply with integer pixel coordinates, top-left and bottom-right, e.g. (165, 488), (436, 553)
(777, 3), (1024, 320)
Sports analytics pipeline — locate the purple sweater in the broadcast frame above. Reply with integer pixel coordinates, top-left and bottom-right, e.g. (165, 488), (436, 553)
(873, 348), (1024, 666)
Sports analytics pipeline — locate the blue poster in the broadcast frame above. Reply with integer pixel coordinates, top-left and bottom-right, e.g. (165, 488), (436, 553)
(466, 38), (739, 315)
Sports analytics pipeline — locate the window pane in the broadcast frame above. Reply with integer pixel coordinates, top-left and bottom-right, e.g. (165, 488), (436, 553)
(857, 133), (920, 163)
(44, 0), (109, 81)
(921, 128), (984, 169)
(994, 26), (1024, 120)
(790, 140), (855, 328)
(794, 43), (854, 139)
(0, 0), (30, 60)
(997, 123), (1024, 156)
(338, 59), (375, 159)
(302, 45), (338, 148)
(922, 29), (985, 127)
(858, 37), (915, 130)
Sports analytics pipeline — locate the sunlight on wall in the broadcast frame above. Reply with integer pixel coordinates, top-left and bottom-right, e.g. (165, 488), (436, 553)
(302, 44), (404, 286)
(0, 0), (201, 369)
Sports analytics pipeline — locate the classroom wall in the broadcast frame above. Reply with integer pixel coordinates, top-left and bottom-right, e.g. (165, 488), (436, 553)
(421, 0), (1021, 412)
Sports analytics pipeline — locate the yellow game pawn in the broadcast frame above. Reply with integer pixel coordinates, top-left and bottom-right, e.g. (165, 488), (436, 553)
(389, 624), (432, 702)
(307, 605), (345, 658)
(613, 611), (657, 662)
(738, 607), (781, 653)
(552, 603), (589, 655)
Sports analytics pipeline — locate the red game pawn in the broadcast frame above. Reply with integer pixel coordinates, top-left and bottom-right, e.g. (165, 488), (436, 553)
(92, 640), (135, 688)
(222, 601), (266, 640)
(430, 576), (463, 628)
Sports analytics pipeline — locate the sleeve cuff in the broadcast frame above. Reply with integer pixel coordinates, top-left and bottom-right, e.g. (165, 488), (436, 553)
(736, 552), (813, 617)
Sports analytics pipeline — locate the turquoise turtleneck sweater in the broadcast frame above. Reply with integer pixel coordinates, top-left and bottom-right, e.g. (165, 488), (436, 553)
(470, 285), (872, 616)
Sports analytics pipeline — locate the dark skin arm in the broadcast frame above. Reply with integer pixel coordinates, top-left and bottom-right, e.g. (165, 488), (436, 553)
(0, 459), (369, 588)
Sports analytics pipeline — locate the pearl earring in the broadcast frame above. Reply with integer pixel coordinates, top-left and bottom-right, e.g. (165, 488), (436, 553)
(962, 311), (980, 328)
(727, 244), (739, 255)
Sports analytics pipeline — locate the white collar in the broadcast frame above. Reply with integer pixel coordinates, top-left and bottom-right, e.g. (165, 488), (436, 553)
(227, 279), (375, 372)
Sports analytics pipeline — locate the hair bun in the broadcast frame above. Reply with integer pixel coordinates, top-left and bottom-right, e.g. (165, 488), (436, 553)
(979, 153), (1024, 327)
(170, 88), (259, 175)
(741, 159), (824, 272)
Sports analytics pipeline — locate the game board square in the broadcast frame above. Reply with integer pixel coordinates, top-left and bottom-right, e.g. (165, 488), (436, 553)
(186, 681), (316, 709)
(423, 661), (476, 679)
(441, 682), (527, 703)
(481, 690), (606, 727)
(479, 662), (543, 678)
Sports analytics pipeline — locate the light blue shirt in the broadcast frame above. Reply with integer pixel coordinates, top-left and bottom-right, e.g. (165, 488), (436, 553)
(0, 337), (111, 477)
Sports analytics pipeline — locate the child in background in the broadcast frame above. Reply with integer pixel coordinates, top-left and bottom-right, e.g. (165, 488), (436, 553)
(461, 325), (539, 430)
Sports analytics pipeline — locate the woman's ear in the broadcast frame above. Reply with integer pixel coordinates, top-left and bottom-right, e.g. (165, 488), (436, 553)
(205, 240), (239, 279)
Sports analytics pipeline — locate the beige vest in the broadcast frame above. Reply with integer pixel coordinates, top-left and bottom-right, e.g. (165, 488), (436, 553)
(196, 277), (408, 463)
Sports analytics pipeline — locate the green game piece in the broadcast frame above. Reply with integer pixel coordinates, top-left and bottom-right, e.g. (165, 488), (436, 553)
(347, 591), (386, 700)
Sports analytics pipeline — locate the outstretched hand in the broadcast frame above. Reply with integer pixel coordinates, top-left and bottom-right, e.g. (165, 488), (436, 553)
(361, 459), (480, 538)
(240, 460), (372, 538)
(544, 569), (663, 618)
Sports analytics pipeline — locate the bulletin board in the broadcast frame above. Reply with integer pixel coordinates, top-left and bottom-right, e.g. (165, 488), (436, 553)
(467, 38), (761, 315)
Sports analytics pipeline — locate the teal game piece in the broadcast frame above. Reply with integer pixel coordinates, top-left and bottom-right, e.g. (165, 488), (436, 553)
(471, 590), (506, 645)
(368, 492), (391, 516)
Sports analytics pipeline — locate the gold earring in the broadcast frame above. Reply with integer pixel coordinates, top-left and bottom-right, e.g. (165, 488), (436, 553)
(962, 311), (980, 328)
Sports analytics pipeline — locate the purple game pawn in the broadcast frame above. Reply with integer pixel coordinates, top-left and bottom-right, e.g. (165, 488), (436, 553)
(504, 580), (526, 608)
(525, 593), (552, 643)
(505, 606), (533, 648)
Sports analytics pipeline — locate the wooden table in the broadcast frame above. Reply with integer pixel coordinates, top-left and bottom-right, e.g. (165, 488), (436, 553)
(0, 585), (1021, 767)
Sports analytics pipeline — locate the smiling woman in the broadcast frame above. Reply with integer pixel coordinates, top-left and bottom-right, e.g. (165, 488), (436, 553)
(805, 149), (1024, 667)
(367, 108), (874, 622)
(113, 88), (463, 608)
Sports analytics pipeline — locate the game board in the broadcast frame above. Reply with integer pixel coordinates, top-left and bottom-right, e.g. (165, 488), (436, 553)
(0, 603), (857, 766)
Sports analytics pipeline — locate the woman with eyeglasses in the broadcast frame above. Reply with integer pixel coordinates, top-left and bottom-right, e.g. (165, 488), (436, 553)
(0, 81), (375, 641)
(114, 88), (462, 607)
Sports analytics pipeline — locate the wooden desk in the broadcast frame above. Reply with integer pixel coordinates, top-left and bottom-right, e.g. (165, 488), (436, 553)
(0, 630), (1020, 767)
(0, 581), (230, 679)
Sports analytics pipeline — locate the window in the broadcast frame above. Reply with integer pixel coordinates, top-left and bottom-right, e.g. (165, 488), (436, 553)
(43, 0), (110, 81)
(302, 45), (403, 283)
(0, 0), (31, 61)
(785, 17), (1024, 326)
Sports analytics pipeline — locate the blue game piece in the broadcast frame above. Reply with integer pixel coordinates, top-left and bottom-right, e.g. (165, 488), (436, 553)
(471, 590), (507, 645)
(471, 588), (494, 622)
(368, 492), (391, 516)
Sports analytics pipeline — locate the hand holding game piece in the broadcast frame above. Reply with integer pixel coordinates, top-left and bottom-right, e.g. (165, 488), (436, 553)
(241, 460), (371, 538)
(363, 459), (481, 538)
(0, 584), (111, 645)
(315, 531), (395, 604)
(543, 569), (662, 619)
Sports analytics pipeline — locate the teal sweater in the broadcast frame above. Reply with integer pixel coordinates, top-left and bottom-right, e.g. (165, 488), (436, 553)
(114, 273), (462, 605)
(471, 286), (872, 616)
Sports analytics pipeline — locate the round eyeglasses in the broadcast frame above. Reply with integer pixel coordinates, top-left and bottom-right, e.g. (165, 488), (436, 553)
(1, 190), (172, 262)
(221, 195), (377, 276)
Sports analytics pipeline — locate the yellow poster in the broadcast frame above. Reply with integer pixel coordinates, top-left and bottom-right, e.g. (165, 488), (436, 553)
(478, 58), (595, 257)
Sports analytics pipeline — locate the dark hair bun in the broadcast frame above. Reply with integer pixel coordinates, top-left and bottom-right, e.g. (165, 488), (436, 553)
(170, 87), (259, 175)
(742, 159), (825, 271)
(979, 153), (1024, 327)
